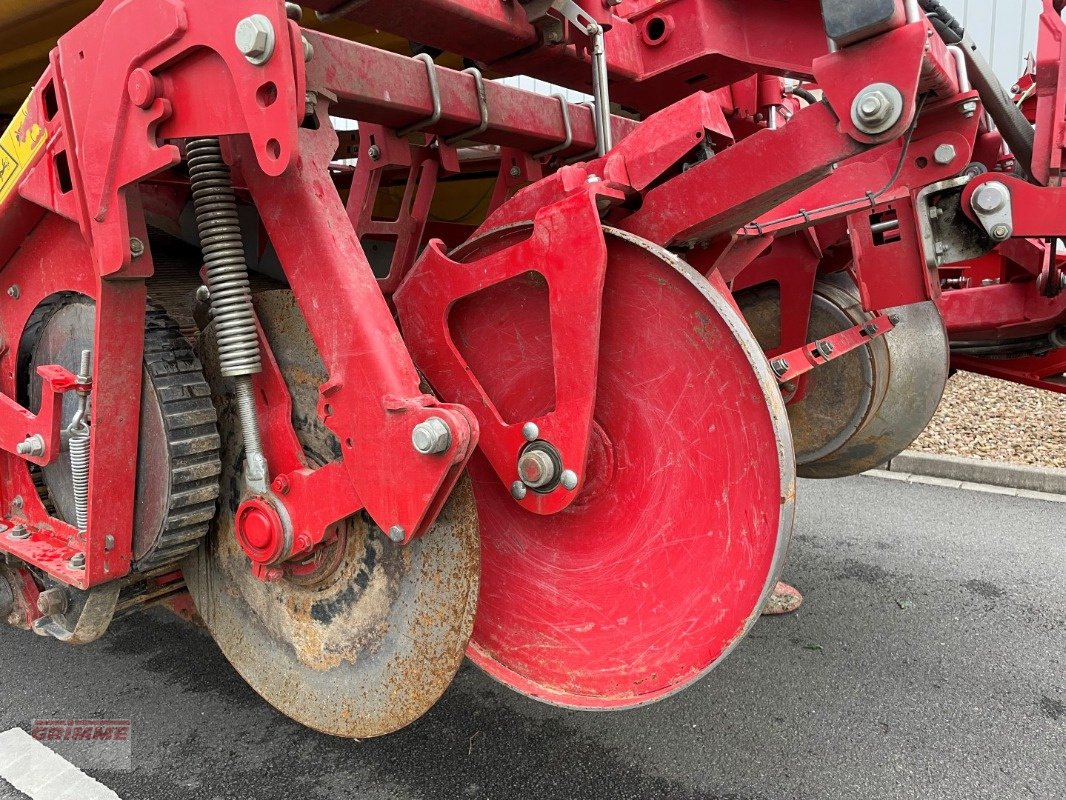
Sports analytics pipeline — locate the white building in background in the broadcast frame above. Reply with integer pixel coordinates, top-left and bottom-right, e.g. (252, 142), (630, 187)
(944, 0), (1041, 88)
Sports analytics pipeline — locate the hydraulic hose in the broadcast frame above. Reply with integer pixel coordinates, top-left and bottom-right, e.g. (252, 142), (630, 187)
(918, 0), (1037, 182)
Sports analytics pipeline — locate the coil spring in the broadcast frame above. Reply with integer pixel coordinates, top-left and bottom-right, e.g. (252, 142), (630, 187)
(186, 137), (262, 378)
(69, 427), (90, 533)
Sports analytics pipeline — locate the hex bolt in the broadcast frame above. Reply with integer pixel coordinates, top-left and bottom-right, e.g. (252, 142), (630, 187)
(69, 552), (86, 570)
(6, 285), (19, 299)
(510, 481), (528, 501)
(858, 92), (888, 121)
(518, 450), (557, 489)
(770, 358), (789, 377)
(235, 14), (277, 66)
(990, 223), (1012, 241)
(8, 525), (29, 541)
(560, 470), (579, 491)
(509, 165), (522, 178)
(37, 588), (68, 617)
(933, 144), (957, 166)
(387, 525), (406, 543)
(15, 435), (45, 458)
(863, 322), (880, 337)
(959, 99), (979, 118)
(367, 145), (382, 161)
(851, 84), (904, 135)
(521, 422), (540, 442)
(129, 237), (145, 259)
(411, 417), (452, 455)
(889, 313), (902, 324)
(972, 182), (1009, 214)
(816, 340), (835, 358)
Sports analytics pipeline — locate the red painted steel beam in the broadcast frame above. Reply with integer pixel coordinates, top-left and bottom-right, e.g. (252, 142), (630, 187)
(304, 30), (637, 156)
(619, 101), (867, 246)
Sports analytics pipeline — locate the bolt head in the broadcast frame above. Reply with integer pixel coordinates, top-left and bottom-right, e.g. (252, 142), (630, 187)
(990, 224), (1012, 240)
(285, 2), (303, 21)
(933, 144), (957, 166)
(560, 470), (579, 491)
(37, 588), (68, 617)
(521, 422), (540, 442)
(509, 166), (522, 178)
(69, 553), (86, 570)
(852, 84), (903, 134)
(510, 481), (527, 501)
(8, 525), (29, 541)
(6, 285), (19, 299)
(235, 14), (276, 65)
(367, 145), (381, 161)
(518, 450), (556, 488)
(388, 525), (406, 543)
(770, 358), (789, 377)
(15, 435), (45, 457)
(973, 183), (1009, 214)
(858, 92), (889, 120)
(129, 237), (145, 258)
(411, 417), (452, 455)
(817, 340), (835, 357)
(586, 175), (601, 184)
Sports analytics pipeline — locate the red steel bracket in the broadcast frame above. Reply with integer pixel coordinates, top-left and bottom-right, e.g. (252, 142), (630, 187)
(0, 366), (78, 468)
(395, 189), (609, 515)
(767, 314), (896, 384)
(237, 105), (478, 546)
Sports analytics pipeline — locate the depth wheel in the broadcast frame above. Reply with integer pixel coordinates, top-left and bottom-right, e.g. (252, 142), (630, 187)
(444, 226), (795, 708)
(26, 296), (221, 571)
(737, 275), (949, 478)
(185, 290), (480, 738)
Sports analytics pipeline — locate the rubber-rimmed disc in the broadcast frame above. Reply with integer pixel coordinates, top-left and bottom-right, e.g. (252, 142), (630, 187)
(448, 227), (795, 709)
(184, 291), (480, 738)
(737, 275), (949, 479)
(737, 278), (885, 467)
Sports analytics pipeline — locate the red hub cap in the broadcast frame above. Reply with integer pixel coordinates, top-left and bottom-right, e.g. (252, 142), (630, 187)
(234, 497), (289, 565)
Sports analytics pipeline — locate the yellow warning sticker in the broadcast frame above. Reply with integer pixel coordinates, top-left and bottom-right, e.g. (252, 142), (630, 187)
(0, 95), (48, 207)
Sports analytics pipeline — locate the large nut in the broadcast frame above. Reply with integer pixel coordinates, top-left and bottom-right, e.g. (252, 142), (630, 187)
(411, 417), (452, 455)
(851, 83), (904, 135)
(235, 14), (276, 65)
(518, 450), (557, 489)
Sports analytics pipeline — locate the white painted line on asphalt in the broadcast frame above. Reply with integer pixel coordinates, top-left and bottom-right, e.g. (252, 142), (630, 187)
(0, 729), (121, 800)
(864, 469), (1066, 502)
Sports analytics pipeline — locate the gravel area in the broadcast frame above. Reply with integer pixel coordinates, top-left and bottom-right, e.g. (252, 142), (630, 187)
(911, 370), (1066, 469)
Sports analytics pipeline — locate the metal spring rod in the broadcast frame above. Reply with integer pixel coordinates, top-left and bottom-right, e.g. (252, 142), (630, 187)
(186, 137), (265, 469)
(69, 430), (90, 533)
(69, 349), (93, 534)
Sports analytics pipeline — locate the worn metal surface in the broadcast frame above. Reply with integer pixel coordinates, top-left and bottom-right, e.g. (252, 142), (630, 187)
(185, 291), (480, 738)
(436, 225), (795, 708)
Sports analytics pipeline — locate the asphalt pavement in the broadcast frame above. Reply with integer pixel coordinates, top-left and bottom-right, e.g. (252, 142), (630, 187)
(0, 475), (1063, 800)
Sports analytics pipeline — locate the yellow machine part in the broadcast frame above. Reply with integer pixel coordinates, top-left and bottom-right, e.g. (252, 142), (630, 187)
(0, 2), (414, 117)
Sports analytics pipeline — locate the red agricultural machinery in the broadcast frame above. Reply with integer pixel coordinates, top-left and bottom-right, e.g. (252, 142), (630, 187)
(0, 0), (1062, 737)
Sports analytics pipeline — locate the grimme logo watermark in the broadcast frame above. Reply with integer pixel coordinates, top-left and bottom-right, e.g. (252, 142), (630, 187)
(30, 719), (132, 771)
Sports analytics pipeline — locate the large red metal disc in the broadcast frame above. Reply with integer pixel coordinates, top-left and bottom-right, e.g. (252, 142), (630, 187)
(451, 227), (795, 708)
